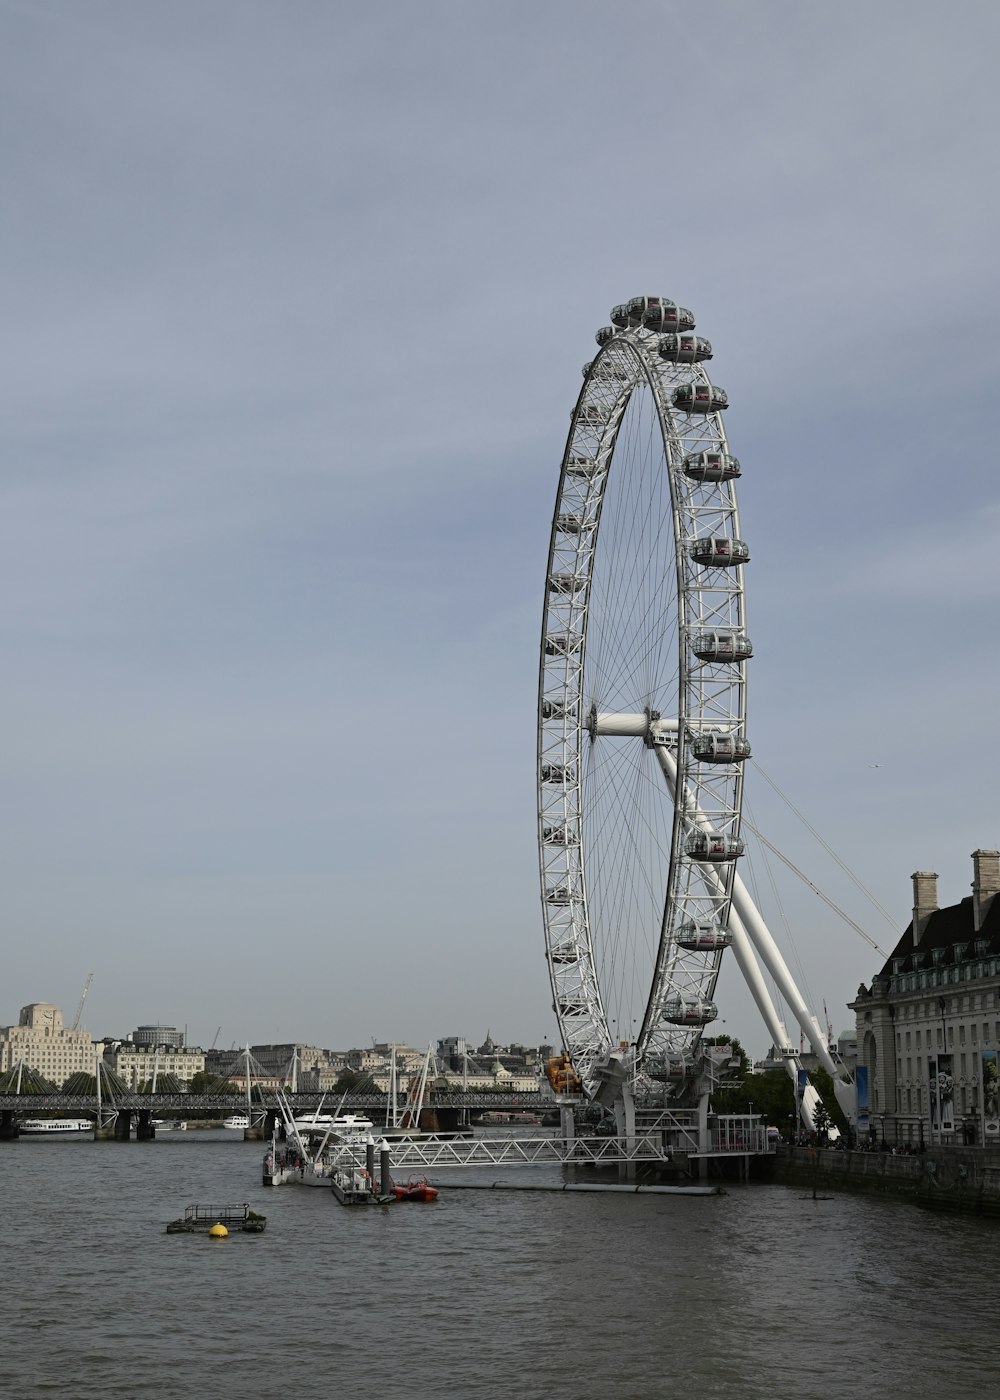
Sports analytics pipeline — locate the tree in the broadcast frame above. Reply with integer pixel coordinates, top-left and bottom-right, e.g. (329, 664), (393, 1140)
(188, 1071), (237, 1095)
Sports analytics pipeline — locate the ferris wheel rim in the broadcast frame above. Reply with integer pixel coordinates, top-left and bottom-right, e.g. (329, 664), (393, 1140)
(537, 302), (750, 1098)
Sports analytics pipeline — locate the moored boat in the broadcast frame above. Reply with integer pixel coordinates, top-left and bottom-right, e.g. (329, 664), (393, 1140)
(223, 1114), (250, 1130)
(391, 1174), (439, 1203)
(18, 1118), (92, 1138)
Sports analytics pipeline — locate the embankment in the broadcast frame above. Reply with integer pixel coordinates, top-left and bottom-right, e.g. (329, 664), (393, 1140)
(773, 1144), (1000, 1216)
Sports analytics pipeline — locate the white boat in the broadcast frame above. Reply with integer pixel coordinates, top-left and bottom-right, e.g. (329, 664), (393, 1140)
(289, 1112), (374, 1145)
(18, 1118), (92, 1138)
(152, 1119), (187, 1132)
(223, 1114), (250, 1130)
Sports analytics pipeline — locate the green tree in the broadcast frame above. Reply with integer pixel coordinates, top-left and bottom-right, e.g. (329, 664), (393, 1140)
(187, 1071), (237, 1095)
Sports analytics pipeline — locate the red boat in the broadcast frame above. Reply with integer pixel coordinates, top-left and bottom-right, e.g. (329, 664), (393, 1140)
(391, 1174), (439, 1203)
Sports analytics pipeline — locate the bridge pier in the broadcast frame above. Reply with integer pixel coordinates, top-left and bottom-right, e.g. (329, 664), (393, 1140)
(614, 1089), (637, 1181)
(0, 1110), (18, 1141)
(135, 1110), (155, 1141)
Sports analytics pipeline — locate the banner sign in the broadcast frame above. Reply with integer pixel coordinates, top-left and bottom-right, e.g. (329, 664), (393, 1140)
(855, 1064), (869, 1138)
(982, 1049), (999, 1145)
(929, 1054), (955, 1136)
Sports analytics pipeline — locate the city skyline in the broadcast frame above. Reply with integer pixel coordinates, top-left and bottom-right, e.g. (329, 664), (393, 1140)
(3, 3), (999, 1057)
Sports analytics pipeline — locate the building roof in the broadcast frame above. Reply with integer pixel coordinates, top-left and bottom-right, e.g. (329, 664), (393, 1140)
(878, 890), (1000, 977)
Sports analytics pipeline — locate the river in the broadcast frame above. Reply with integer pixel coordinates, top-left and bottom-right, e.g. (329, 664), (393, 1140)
(2, 1130), (996, 1399)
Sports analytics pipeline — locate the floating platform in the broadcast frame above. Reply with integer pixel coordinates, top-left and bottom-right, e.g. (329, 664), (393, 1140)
(166, 1203), (267, 1233)
(439, 1181), (721, 1196)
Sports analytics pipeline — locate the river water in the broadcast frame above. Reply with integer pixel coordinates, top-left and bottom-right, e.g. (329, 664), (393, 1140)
(2, 1130), (997, 1399)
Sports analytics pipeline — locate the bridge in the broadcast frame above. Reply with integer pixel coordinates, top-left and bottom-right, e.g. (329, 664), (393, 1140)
(0, 1087), (553, 1141)
(0, 1087), (773, 1178)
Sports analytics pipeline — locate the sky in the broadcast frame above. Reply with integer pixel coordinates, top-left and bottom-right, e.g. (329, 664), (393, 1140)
(2, 0), (999, 1060)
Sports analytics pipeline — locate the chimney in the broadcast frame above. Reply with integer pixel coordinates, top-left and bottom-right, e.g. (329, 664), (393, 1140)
(972, 849), (1000, 932)
(911, 871), (939, 946)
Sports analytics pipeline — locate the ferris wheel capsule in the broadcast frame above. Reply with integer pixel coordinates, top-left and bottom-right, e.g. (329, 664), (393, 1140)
(576, 402), (610, 423)
(610, 304), (631, 328)
(690, 734), (751, 764)
(595, 326), (616, 346)
(675, 922), (734, 952)
(683, 451), (741, 483)
(646, 1055), (692, 1082)
(688, 537), (749, 567)
(544, 633), (583, 658)
(540, 763), (573, 785)
(642, 302), (696, 333)
(556, 512), (594, 536)
(658, 334), (713, 364)
(685, 832), (744, 862)
(662, 994), (718, 1027)
(548, 572), (586, 595)
(690, 630), (753, 662)
(673, 383), (728, 413)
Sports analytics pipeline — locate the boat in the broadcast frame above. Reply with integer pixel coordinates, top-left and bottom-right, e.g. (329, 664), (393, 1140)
(330, 1164), (377, 1206)
(391, 1174), (439, 1203)
(152, 1119), (187, 1132)
(166, 1203), (266, 1234)
(287, 1112), (374, 1147)
(223, 1114), (250, 1130)
(18, 1118), (92, 1138)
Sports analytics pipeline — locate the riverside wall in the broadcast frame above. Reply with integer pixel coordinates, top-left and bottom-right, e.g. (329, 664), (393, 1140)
(773, 1143), (1000, 1216)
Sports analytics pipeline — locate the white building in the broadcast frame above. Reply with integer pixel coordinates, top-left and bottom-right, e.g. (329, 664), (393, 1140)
(0, 1003), (96, 1085)
(112, 1045), (205, 1088)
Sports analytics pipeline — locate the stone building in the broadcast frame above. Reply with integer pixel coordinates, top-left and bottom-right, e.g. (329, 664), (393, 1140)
(0, 1002), (96, 1084)
(852, 849), (1000, 1147)
(112, 1044), (205, 1088)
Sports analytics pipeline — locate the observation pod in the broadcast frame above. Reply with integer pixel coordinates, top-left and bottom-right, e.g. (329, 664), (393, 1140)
(688, 537), (750, 567)
(610, 303), (631, 328)
(690, 630), (753, 663)
(691, 734), (751, 764)
(556, 997), (589, 1017)
(646, 1056), (691, 1082)
(595, 325), (616, 347)
(662, 994), (718, 1027)
(582, 361), (593, 376)
(544, 633), (583, 658)
(673, 383), (728, 414)
(548, 572), (586, 594)
(658, 334), (712, 364)
(565, 455), (601, 478)
(683, 450), (741, 483)
(576, 403), (610, 423)
(549, 942), (578, 964)
(675, 922), (734, 953)
(543, 825), (578, 846)
(642, 302), (696, 333)
(556, 513), (594, 535)
(545, 886), (572, 905)
(540, 763), (574, 784)
(685, 831), (745, 862)
(540, 699), (573, 720)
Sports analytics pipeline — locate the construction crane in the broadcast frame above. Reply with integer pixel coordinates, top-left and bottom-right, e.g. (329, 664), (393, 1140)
(71, 973), (94, 1031)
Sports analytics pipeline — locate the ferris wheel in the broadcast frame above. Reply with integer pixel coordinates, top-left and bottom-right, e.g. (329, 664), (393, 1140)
(537, 295), (753, 1100)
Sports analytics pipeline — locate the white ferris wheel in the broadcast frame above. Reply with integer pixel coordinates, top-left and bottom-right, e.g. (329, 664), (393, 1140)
(537, 295), (848, 1118)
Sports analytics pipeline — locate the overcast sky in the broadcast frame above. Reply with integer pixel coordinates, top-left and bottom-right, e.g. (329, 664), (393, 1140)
(3, 0), (998, 1059)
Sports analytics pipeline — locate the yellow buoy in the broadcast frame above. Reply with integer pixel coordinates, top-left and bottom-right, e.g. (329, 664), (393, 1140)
(208, 1222), (228, 1239)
